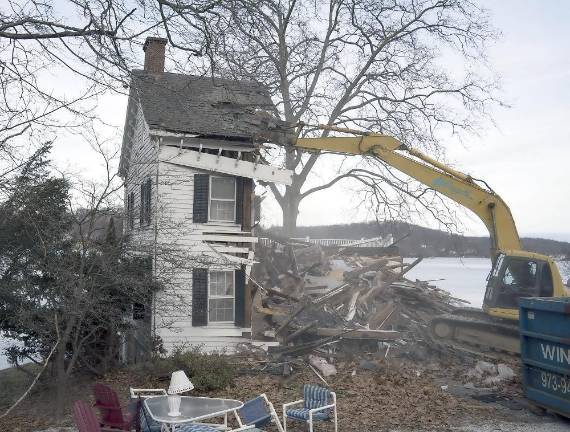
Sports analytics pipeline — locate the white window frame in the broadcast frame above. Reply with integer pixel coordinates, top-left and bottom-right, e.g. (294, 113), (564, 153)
(208, 176), (236, 223)
(207, 270), (235, 324)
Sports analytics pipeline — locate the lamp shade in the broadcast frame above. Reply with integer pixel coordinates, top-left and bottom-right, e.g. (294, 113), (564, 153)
(168, 370), (194, 395)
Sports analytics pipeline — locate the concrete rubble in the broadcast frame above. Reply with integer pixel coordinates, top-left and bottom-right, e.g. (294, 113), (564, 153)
(466, 361), (517, 386)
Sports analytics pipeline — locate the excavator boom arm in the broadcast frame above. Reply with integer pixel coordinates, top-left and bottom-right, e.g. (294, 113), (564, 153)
(289, 125), (567, 350)
(296, 132), (522, 257)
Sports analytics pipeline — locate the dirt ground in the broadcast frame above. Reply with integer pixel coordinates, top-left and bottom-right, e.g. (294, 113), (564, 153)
(2, 352), (564, 432)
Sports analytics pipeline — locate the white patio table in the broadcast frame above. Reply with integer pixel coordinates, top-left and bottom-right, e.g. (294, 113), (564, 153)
(143, 395), (244, 431)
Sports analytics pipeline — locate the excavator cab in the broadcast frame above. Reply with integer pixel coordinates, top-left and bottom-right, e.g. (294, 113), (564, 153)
(483, 252), (555, 314)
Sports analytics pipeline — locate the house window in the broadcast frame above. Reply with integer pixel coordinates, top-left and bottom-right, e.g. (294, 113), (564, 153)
(209, 176), (235, 222)
(140, 178), (151, 226)
(127, 192), (135, 230)
(208, 270), (234, 323)
(133, 303), (145, 320)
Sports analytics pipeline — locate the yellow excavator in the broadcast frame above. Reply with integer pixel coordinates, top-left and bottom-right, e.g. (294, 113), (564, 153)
(286, 123), (569, 355)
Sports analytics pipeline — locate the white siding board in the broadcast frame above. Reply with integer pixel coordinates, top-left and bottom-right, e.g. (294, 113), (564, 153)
(123, 115), (260, 354)
(159, 336), (251, 354)
(160, 145), (293, 185)
(123, 101), (157, 247)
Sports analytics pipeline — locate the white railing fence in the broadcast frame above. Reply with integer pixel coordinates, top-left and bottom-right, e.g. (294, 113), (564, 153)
(259, 235), (393, 248)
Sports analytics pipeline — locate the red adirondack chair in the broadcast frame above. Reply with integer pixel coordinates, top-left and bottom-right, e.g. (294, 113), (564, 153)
(93, 383), (136, 431)
(74, 400), (102, 432)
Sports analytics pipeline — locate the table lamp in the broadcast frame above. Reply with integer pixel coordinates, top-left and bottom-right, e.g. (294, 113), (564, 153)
(167, 370), (194, 416)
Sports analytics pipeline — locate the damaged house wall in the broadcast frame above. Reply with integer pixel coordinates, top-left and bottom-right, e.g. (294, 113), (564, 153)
(119, 37), (291, 356)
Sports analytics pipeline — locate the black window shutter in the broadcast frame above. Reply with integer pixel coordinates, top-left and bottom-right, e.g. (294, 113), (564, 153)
(139, 182), (144, 225)
(127, 192), (134, 230)
(235, 177), (244, 225)
(193, 174), (209, 223)
(133, 303), (145, 320)
(145, 178), (152, 224)
(234, 266), (246, 327)
(192, 268), (208, 326)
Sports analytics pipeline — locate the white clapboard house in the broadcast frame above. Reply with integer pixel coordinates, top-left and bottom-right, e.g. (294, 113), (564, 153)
(119, 37), (291, 355)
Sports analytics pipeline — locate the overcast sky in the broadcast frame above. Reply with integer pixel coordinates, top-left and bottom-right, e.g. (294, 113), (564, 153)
(48, 0), (570, 241)
(262, 0), (570, 240)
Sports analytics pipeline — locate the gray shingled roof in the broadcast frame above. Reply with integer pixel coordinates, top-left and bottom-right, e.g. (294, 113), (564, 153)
(131, 70), (275, 139)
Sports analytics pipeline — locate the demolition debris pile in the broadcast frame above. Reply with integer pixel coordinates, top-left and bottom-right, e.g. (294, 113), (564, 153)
(251, 236), (469, 360)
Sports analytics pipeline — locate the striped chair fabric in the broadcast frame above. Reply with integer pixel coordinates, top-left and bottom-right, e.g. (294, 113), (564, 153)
(285, 385), (331, 421)
(138, 403), (162, 432)
(238, 396), (273, 428)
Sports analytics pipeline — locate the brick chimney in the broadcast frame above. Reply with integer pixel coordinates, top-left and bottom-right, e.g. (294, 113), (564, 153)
(143, 37), (167, 73)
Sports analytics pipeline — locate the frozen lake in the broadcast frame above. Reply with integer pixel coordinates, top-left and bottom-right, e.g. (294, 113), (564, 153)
(0, 337), (13, 370)
(405, 257), (492, 307)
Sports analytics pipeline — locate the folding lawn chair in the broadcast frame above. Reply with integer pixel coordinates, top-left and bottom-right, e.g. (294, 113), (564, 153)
(129, 388), (166, 432)
(234, 394), (284, 432)
(282, 385), (337, 432)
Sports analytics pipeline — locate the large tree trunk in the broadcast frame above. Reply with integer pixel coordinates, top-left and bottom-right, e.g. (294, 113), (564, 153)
(54, 346), (68, 421)
(282, 188), (300, 238)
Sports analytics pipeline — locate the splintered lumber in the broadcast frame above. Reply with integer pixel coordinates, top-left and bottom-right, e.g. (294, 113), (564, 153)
(273, 327), (367, 358)
(275, 301), (309, 335)
(345, 291), (360, 321)
(401, 257), (423, 276)
(265, 287), (301, 302)
(358, 278), (387, 305)
(254, 305), (288, 316)
(315, 328), (401, 341)
(313, 282), (353, 305)
(272, 337), (335, 358)
(391, 285), (454, 313)
(359, 257), (424, 305)
(308, 363), (329, 386)
(343, 258), (391, 280)
(284, 320), (318, 344)
(368, 301), (397, 329)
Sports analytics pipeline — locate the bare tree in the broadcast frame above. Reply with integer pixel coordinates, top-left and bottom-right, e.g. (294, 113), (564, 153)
(0, 1), (191, 185)
(3, 0), (502, 236)
(1, 1), (126, 146)
(156, 0), (501, 234)
(0, 135), (226, 418)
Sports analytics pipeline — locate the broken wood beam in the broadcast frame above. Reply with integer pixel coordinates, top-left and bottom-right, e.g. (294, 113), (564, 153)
(359, 257), (425, 305)
(343, 258), (390, 280)
(265, 287), (301, 302)
(315, 328), (401, 341)
(401, 257), (423, 276)
(283, 320), (318, 344)
(368, 301), (397, 330)
(275, 301), (309, 335)
(254, 305), (288, 316)
(313, 282), (352, 306)
(344, 291), (360, 321)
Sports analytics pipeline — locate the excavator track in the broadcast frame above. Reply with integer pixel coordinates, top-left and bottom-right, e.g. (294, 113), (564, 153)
(429, 307), (520, 358)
